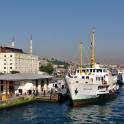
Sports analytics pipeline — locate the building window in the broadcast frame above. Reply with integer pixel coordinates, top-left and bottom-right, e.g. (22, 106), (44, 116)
(82, 76), (85, 79)
(4, 55), (6, 57)
(10, 63), (13, 65)
(10, 55), (12, 57)
(4, 63), (6, 65)
(4, 67), (6, 69)
(10, 67), (12, 69)
(4, 59), (6, 61)
(77, 70), (79, 73)
(10, 59), (12, 61)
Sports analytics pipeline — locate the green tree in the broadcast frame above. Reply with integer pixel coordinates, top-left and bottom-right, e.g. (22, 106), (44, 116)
(10, 70), (20, 74)
(39, 63), (54, 75)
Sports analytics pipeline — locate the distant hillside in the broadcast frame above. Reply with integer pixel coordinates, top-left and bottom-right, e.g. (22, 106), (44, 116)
(41, 58), (70, 69)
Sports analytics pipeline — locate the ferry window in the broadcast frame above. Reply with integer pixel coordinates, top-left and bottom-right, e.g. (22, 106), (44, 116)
(90, 69), (92, 72)
(4, 67), (6, 69)
(10, 55), (12, 57)
(97, 69), (102, 72)
(101, 77), (103, 81)
(82, 70), (85, 72)
(86, 76), (89, 79)
(98, 77), (100, 81)
(96, 77), (97, 80)
(77, 70), (79, 73)
(4, 55), (6, 57)
(93, 69), (95, 72)
(74, 76), (77, 78)
(96, 77), (100, 80)
(82, 76), (85, 79)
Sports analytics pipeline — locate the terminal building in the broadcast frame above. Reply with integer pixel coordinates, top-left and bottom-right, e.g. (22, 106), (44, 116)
(0, 73), (52, 96)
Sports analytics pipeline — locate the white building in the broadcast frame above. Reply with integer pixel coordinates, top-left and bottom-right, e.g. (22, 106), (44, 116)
(0, 51), (39, 73)
(0, 36), (39, 74)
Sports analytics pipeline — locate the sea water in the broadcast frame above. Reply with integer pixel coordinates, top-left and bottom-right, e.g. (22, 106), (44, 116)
(0, 85), (124, 124)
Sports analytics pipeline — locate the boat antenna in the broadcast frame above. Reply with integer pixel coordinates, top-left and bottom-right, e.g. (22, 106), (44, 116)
(80, 40), (82, 75)
(91, 28), (95, 68)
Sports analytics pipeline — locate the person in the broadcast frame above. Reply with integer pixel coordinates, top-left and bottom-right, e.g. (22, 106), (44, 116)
(33, 89), (35, 95)
(10, 90), (13, 97)
(44, 89), (45, 96)
(51, 87), (53, 93)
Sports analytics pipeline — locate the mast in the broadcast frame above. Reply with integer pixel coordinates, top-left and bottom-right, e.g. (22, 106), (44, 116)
(80, 40), (82, 75)
(91, 28), (95, 68)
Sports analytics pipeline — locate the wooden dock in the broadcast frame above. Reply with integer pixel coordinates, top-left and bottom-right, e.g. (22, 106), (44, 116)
(36, 93), (68, 103)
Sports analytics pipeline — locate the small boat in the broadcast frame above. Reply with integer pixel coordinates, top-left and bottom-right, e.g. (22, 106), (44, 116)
(65, 28), (119, 107)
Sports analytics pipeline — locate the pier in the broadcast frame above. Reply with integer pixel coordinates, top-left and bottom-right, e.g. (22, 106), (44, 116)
(0, 89), (68, 110)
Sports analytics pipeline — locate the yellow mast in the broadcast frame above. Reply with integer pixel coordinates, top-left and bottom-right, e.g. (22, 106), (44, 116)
(91, 28), (95, 68)
(80, 41), (82, 75)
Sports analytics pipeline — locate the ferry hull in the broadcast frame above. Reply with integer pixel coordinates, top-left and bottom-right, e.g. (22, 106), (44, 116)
(73, 97), (99, 107)
(72, 92), (118, 107)
(65, 77), (119, 107)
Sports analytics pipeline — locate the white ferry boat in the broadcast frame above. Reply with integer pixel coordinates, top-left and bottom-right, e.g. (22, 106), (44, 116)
(65, 28), (119, 107)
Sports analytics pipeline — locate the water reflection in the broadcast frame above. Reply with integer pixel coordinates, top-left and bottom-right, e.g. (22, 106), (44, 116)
(67, 104), (112, 124)
(23, 105), (37, 122)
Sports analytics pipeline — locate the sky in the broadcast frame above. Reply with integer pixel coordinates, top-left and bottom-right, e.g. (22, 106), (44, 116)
(0, 0), (124, 64)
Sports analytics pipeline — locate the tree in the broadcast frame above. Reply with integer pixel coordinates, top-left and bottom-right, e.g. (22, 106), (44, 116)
(10, 70), (20, 74)
(39, 63), (54, 75)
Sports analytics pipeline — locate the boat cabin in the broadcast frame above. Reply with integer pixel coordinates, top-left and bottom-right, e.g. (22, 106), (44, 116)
(67, 68), (110, 84)
(76, 68), (107, 74)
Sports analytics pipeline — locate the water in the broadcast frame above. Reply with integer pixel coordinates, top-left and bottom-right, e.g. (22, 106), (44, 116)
(1, 85), (124, 124)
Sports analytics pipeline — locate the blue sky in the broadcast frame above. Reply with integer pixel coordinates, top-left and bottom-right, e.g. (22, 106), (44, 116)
(0, 0), (124, 64)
